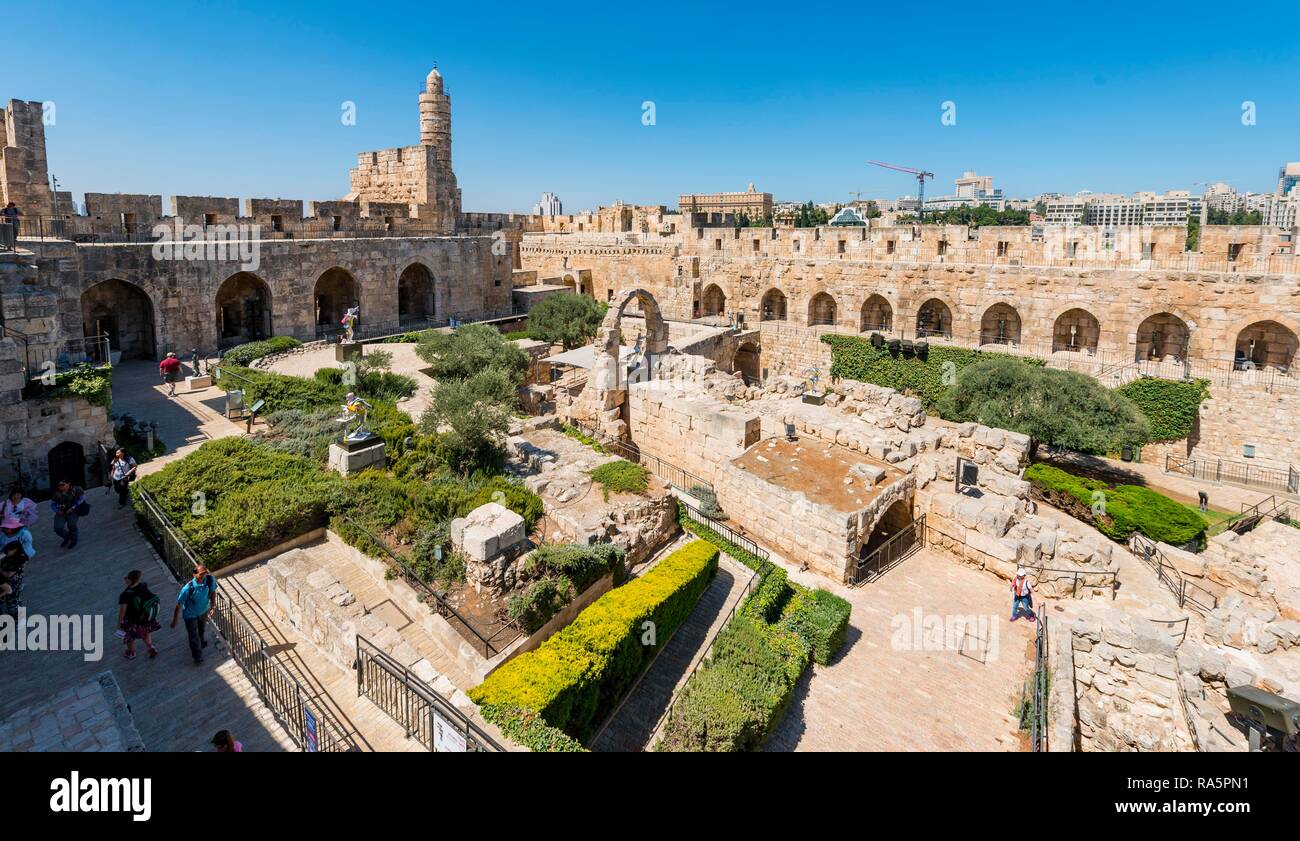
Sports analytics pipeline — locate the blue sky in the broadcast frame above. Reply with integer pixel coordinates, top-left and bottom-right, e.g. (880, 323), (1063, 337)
(7, 1), (1297, 213)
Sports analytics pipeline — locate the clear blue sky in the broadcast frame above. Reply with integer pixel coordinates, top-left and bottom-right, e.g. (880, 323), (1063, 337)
(6, 0), (1297, 213)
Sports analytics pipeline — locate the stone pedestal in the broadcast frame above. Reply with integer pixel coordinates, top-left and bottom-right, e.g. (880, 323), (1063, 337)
(335, 341), (363, 363)
(185, 374), (212, 392)
(450, 502), (528, 595)
(328, 439), (386, 476)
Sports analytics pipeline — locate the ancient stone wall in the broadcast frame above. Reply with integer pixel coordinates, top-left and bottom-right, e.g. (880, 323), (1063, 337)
(0, 99), (55, 217)
(1194, 385), (1300, 468)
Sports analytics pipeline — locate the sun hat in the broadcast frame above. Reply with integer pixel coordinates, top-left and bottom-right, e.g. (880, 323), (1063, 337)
(1, 516), (22, 529)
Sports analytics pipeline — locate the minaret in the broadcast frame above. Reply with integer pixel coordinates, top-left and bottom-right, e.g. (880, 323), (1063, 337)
(419, 65), (451, 164)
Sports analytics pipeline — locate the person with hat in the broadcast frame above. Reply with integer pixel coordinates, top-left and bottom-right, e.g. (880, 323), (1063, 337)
(1, 515), (35, 560)
(1010, 567), (1034, 622)
(2, 487), (38, 528)
(0, 541), (26, 616)
(159, 351), (183, 397)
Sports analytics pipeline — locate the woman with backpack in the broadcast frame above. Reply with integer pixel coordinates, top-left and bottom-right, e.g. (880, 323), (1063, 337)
(118, 569), (161, 660)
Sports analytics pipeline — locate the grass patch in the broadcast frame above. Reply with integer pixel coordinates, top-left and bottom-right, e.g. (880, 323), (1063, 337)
(589, 459), (648, 500)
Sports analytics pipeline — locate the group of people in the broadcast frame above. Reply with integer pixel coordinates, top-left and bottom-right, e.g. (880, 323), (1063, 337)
(116, 562), (218, 665)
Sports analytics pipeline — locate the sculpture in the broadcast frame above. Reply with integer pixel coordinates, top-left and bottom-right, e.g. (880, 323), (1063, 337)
(340, 305), (359, 343)
(338, 392), (374, 441)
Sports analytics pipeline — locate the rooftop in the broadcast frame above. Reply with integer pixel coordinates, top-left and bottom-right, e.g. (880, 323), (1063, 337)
(732, 435), (904, 514)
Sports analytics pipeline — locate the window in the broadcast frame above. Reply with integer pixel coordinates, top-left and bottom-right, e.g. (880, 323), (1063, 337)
(1228, 243), (1244, 262)
(1068, 242), (1079, 258)
(837, 240), (845, 254)
(384, 216), (394, 231)
(886, 240), (896, 255)
(271, 215), (283, 232)
(794, 239), (801, 253)
(332, 215), (342, 231)
(714, 239), (722, 251)
(204, 213), (217, 227)
(937, 240), (948, 256)
(752, 239), (760, 253)
(997, 241), (1008, 257)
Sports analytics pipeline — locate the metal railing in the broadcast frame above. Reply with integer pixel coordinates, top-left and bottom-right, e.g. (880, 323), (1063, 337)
(1129, 532), (1220, 615)
(849, 513), (926, 585)
(678, 499), (770, 568)
(1166, 454), (1299, 494)
(1020, 564), (1118, 599)
(12, 214), (447, 245)
(338, 515), (519, 659)
(355, 635), (503, 752)
(25, 333), (112, 381)
(1028, 615), (1049, 753)
(133, 487), (358, 751)
(1230, 494), (1295, 534)
(568, 420), (716, 496)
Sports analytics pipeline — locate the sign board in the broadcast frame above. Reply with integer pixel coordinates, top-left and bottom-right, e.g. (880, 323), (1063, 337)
(432, 711), (468, 753)
(304, 707), (319, 753)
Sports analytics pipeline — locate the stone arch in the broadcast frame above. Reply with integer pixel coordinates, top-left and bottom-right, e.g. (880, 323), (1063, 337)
(735, 340), (761, 383)
(46, 440), (86, 491)
(914, 297), (953, 339)
(808, 292), (837, 327)
(579, 288), (668, 439)
(215, 271), (272, 349)
(979, 302), (1022, 347)
(760, 288), (788, 321)
(702, 283), (727, 317)
(398, 262), (436, 326)
(860, 294), (893, 333)
(313, 267), (358, 334)
(81, 278), (156, 360)
(604, 288), (668, 356)
(1052, 308), (1101, 354)
(1234, 320), (1298, 371)
(1135, 311), (1191, 362)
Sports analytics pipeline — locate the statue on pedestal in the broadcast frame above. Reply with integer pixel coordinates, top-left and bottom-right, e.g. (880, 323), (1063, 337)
(340, 305), (360, 343)
(338, 392), (374, 441)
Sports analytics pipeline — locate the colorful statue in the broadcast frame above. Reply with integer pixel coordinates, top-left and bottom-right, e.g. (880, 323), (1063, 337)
(338, 392), (373, 440)
(340, 305), (360, 343)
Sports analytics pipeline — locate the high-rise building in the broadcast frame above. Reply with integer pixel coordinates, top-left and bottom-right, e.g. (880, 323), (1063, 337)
(1277, 162), (1300, 197)
(532, 192), (563, 216)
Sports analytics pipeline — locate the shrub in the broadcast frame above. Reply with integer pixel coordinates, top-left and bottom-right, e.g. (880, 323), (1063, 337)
(421, 368), (518, 473)
(780, 588), (852, 665)
(589, 459), (648, 500)
(475, 704), (586, 752)
(1024, 463), (1207, 547)
(507, 577), (576, 633)
(24, 363), (112, 407)
(525, 543), (626, 594)
(744, 566), (792, 623)
(525, 293), (607, 349)
(691, 484), (725, 519)
(561, 423), (606, 453)
(470, 540), (719, 742)
(220, 336), (301, 367)
(1114, 376), (1208, 443)
(415, 323), (528, 385)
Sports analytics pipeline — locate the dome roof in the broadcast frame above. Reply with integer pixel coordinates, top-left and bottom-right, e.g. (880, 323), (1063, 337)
(425, 66), (443, 93)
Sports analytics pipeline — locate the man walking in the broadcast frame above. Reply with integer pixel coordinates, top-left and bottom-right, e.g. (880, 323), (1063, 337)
(50, 479), (85, 548)
(1, 201), (20, 237)
(108, 448), (137, 508)
(170, 563), (218, 664)
(159, 351), (182, 397)
(1010, 567), (1035, 622)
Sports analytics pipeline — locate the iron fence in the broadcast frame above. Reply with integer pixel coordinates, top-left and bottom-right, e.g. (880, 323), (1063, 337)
(1020, 564), (1118, 599)
(678, 499), (769, 566)
(568, 420), (716, 496)
(355, 635), (503, 752)
(1129, 533), (1219, 615)
(1166, 454), (1299, 494)
(1028, 615), (1049, 752)
(849, 513), (926, 585)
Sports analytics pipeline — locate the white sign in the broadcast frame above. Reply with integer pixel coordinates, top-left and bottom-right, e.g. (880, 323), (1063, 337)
(432, 711), (468, 753)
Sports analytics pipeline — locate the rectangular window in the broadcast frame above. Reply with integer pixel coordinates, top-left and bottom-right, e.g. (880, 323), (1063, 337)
(794, 239), (801, 253)
(271, 214), (283, 232)
(1228, 243), (1244, 262)
(204, 213), (217, 227)
(837, 240), (846, 254)
(714, 238), (722, 251)
(886, 240), (896, 254)
(938, 240), (948, 256)
(997, 241), (1008, 257)
(752, 239), (760, 253)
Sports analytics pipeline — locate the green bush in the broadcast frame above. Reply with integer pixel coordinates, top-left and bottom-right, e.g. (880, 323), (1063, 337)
(219, 336), (301, 367)
(589, 459), (648, 500)
(1025, 463), (1207, 547)
(525, 293), (607, 349)
(470, 540), (719, 742)
(525, 543), (626, 594)
(24, 363), (113, 407)
(1114, 377), (1209, 443)
(561, 423), (606, 453)
(476, 704), (586, 752)
(780, 588), (852, 666)
(507, 577), (576, 634)
(691, 484), (725, 519)
(415, 323), (528, 385)
(744, 566), (792, 623)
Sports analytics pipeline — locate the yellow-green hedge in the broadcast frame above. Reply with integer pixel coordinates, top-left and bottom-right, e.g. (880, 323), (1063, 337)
(470, 539), (719, 743)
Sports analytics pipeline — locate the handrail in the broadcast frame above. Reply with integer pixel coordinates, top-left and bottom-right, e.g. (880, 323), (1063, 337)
(1166, 453), (1299, 495)
(849, 513), (926, 585)
(1020, 563), (1118, 600)
(1129, 533), (1219, 615)
(568, 419), (716, 495)
(1029, 615), (1049, 752)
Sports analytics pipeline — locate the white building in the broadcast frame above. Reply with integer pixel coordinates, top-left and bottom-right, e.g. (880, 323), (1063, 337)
(532, 192), (563, 216)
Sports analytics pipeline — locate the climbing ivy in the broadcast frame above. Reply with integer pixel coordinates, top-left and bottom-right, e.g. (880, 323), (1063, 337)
(1114, 376), (1209, 443)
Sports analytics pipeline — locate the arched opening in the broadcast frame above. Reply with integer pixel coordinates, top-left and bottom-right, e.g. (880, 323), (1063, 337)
(215, 272), (272, 349)
(314, 267), (358, 336)
(735, 341), (761, 384)
(915, 298), (952, 339)
(47, 441), (86, 491)
(1234, 320), (1298, 371)
(860, 294), (892, 333)
(760, 288), (787, 321)
(702, 284), (726, 318)
(398, 263), (435, 327)
(808, 292), (837, 327)
(81, 279), (156, 360)
(856, 498), (916, 582)
(1052, 308), (1100, 354)
(1135, 312), (1190, 362)
(979, 303), (1022, 347)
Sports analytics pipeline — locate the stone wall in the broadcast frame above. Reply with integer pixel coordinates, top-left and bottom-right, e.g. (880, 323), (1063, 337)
(1194, 385), (1300, 468)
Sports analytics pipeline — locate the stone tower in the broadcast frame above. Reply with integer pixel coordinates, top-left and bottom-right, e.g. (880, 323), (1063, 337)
(419, 67), (451, 157)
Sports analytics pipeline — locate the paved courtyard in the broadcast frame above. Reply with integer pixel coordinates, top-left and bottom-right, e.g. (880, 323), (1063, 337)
(765, 548), (1037, 752)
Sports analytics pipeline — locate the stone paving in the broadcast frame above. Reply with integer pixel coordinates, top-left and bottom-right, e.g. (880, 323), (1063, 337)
(0, 672), (145, 752)
(764, 547), (1037, 752)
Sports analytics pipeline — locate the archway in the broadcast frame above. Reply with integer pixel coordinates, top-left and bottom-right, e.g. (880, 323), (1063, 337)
(760, 288), (787, 321)
(1135, 312), (1190, 362)
(860, 294), (892, 333)
(1052, 308), (1100, 354)
(735, 341), (761, 383)
(81, 279), (156, 360)
(398, 263), (435, 327)
(702, 283), (726, 318)
(579, 287), (668, 439)
(808, 292), (837, 327)
(314, 267), (358, 333)
(1234, 320), (1298, 371)
(47, 441), (86, 491)
(854, 498), (916, 583)
(979, 303), (1022, 347)
(215, 272), (272, 348)
(915, 298), (952, 339)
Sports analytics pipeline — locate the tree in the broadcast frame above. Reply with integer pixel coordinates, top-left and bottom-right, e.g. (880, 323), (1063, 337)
(421, 367), (517, 472)
(525, 293), (608, 350)
(415, 323), (528, 384)
(938, 358), (1149, 454)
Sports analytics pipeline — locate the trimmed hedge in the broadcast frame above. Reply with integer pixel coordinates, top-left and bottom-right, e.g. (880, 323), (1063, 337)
(676, 501), (767, 573)
(1025, 462), (1207, 547)
(470, 540), (719, 742)
(476, 704), (586, 752)
(220, 336), (301, 367)
(1114, 376), (1209, 443)
(780, 588), (852, 666)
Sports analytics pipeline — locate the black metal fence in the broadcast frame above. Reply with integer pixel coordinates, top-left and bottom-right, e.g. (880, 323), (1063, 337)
(568, 420), (716, 496)
(1021, 564), (1118, 599)
(1028, 615), (1049, 752)
(133, 487), (358, 751)
(355, 635), (503, 752)
(1166, 454), (1299, 494)
(1129, 533), (1219, 615)
(678, 499), (769, 566)
(848, 513), (926, 585)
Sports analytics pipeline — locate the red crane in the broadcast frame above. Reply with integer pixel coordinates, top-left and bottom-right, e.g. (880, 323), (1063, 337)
(869, 160), (935, 220)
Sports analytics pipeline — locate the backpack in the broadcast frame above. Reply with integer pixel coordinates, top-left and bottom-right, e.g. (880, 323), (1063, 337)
(75, 496), (90, 517)
(130, 586), (160, 623)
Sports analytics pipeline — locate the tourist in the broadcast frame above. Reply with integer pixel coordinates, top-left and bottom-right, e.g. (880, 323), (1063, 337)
(159, 351), (182, 397)
(1010, 567), (1034, 622)
(108, 448), (137, 508)
(211, 730), (243, 752)
(1, 516), (35, 560)
(50, 479), (86, 549)
(0, 541), (27, 616)
(170, 563), (218, 664)
(117, 570), (161, 660)
(2, 487), (38, 527)
(1, 201), (20, 237)
(1198, 491), (1209, 513)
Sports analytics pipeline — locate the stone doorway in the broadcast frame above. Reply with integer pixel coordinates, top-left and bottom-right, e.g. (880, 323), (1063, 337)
(314, 267), (359, 334)
(46, 441), (86, 491)
(216, 272), (272, 348)
(735, 340), (761, 383)
(81, 279), (156, 360)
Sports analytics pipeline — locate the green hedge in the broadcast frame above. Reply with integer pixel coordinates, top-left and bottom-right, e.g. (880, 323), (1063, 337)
(676, 501), (767, 573)
(219, 336), (301, 367)
(1114, 377), (1209, 442)
(23, 363), (112, 407)
(470, 540), (719, 742)
(780, 588), (852, 666)
(476, 704), (586, 752)
(1025, 462), (1207, 547)
(820, 333), (1042, 410)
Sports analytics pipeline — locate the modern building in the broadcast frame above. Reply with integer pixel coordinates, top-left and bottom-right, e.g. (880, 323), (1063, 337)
(532, 192), (563, 216)
(1043, 191), (1200, 226)
(679, 182), (773, 218)
(1278, 162), (1300, 198)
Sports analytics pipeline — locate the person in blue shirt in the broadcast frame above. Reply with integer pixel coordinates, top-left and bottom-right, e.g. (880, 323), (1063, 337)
(1, 516), (35, 560)
(170, 563), (218, 664)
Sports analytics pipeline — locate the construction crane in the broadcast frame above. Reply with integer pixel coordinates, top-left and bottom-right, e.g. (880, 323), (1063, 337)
(869, 160), (935, 220)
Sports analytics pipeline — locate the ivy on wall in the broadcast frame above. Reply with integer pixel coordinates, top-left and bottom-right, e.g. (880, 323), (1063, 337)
(1114, 376), (1209, 443)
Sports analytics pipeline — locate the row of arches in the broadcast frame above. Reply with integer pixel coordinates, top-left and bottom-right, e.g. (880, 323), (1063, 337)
(80, 263), (441, 359)
(700, 283), (1299, 369)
